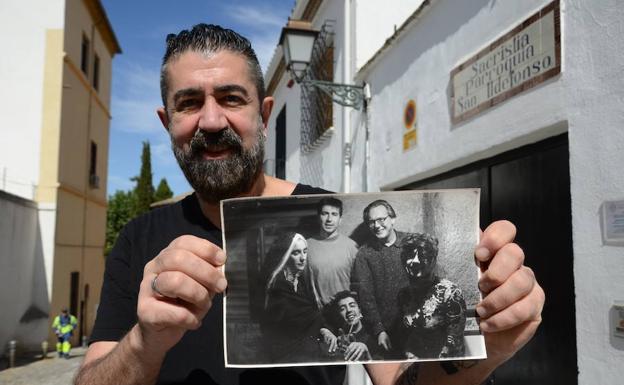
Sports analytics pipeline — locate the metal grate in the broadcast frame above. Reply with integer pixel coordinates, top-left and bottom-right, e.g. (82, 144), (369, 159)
(300, 21), (334, 153)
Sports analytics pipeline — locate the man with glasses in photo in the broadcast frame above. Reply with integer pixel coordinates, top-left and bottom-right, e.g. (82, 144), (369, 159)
(351, 199), (413, 358)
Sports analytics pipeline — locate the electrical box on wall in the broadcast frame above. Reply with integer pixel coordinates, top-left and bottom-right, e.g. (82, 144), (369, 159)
(614, 301), (624, 339)
(601, 200), (624, 246)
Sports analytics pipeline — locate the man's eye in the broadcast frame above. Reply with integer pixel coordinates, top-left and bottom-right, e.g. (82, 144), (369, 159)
(176, 99), (200, 111)
(221, 95), (245, 105)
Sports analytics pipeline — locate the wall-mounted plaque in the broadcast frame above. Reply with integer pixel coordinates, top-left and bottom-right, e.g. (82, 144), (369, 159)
(451, 1), (561, 124)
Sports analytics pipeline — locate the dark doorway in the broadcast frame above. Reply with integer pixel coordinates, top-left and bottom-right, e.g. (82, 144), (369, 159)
(80, 284), (89, 341)
(69, 271), (79, 318)
(399, 133), (577, 385)
(275, 106), (286, 180)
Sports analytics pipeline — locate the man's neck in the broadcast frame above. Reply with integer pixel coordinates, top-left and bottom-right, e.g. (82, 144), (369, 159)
(320, 230), (339, 240)
(347, 321), (362, 334)
(382, 230), (397, 247)
(197, 174), (297, 227)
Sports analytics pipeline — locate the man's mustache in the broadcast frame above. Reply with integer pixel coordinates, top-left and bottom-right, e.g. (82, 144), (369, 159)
(189, 128), (243, 156)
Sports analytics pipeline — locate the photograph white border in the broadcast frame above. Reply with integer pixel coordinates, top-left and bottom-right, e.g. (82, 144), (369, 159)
(221, 189), (486, 368)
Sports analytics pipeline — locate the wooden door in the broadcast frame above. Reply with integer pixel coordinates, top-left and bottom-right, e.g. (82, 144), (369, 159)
(400, 134), (577, 385)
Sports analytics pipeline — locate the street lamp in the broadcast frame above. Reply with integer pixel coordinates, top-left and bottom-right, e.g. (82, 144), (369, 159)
(279, 20), (366, 110)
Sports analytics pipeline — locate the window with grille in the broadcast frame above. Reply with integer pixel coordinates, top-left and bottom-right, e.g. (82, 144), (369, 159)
(300, 21), (334, 153)
(81, 34), (90, 75)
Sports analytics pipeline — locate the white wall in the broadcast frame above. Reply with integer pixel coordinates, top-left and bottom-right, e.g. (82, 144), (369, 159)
(360, 0), (567, 191)
(0, 192), (50, 352)
(564, 1), (624, 382)
(358, 0), (624, 383)
(39, 203), (58, 302)
(354, 0), (425, 70)
(0, 0), (65, 200)
(268, 0), (624, 382)
(266, 65), (304, 185)
(267, 0), (349, 192)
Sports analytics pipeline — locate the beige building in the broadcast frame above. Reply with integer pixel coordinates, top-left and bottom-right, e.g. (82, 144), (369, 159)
(0, 0), (120, 351)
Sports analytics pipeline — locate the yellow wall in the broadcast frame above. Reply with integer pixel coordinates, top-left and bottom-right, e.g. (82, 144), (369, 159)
(85, 201), (106, 246)
(37, 29), (64, 205)
(88, 102), (110, 203)
(81, 247), (106, 337)
(58, 63), (90, 193)
(44, 0), (117, 344)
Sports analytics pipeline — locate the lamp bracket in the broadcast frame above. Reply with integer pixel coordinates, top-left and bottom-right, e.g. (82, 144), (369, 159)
(301, 79), (365, 110)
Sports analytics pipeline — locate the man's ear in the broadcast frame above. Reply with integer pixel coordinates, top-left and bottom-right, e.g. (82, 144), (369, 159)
(260, 96), (275, 135)
(157, 107), (170, 132)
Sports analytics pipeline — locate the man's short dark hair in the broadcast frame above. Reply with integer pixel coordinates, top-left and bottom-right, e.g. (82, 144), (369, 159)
(317, 197), (343, 216)
(330, 290), (358, 307)
(362, 199), (396, 221)
(160, 23), (265, 110)
(325, 290), (359, 328)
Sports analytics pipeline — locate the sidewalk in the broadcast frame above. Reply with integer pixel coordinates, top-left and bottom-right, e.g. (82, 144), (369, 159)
(0, 347), (86, 385)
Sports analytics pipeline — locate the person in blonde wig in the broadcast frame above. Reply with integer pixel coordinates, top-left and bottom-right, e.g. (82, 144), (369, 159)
(260, 231), (326, 363)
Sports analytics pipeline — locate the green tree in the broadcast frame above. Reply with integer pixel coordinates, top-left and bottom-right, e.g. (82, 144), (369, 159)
(133, 141), (154, 215)
(105, 141), (178, 256)
(105, 190), (136, 255)
(154, 178), (174, 202)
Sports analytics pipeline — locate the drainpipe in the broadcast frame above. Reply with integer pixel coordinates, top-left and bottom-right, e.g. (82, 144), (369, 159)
(363, 91), (370, 192)
(8, 340), (17, 367)
(342, 0), (353, 193)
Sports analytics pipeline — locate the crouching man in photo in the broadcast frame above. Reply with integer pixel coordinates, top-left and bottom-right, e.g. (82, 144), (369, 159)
(321, 290), (381, 361)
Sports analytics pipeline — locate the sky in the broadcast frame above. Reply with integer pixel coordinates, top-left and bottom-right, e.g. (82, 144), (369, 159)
(101, 0), (295, 197)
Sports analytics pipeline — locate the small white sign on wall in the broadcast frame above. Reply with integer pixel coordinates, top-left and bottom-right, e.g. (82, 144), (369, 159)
(601, 199), (624, 246)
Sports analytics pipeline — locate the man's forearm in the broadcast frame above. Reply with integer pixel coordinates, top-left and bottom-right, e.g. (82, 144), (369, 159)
(75, 325), (166, 385)
(367, 359), (498, 385)
(411, 360), (497, 385)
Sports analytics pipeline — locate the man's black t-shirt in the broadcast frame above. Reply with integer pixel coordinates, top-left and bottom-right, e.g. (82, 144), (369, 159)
(91, 184), (345, 385)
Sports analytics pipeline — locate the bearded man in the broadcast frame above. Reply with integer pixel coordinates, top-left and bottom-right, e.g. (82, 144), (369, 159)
(75, 24), (544, 385)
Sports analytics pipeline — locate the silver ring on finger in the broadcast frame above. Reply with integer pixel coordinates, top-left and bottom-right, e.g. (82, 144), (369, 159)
(151, 274), (165, 297)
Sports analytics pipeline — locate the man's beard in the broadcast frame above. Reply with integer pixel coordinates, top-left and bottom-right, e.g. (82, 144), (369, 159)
(171, 124), (265, 204)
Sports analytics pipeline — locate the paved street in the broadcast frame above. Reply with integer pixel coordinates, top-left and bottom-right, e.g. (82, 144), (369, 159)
(0, 347), (86, 385)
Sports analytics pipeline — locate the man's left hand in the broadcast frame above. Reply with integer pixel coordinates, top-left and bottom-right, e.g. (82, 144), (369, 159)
(475, 220), (545, 365)
(365, 220), (544, 385)
(345, 342), (371, 361)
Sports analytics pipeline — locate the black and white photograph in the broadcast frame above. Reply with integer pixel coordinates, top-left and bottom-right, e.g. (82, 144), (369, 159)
(221, 189), (486, 367)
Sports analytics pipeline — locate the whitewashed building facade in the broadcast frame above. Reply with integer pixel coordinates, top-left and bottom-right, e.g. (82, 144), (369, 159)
(265, 0), (624, 384)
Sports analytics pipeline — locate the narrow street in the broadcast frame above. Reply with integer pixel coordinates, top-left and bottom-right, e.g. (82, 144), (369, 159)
(0, 347), (86, 385)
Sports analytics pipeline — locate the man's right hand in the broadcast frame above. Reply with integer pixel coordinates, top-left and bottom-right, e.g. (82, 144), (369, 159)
(77, 235), (228, 384)
(377, 331), (392, 351)
(136, 235), (228, 355)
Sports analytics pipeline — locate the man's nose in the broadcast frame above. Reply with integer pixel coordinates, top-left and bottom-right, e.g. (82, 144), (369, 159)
(198, 97), (227, 132)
